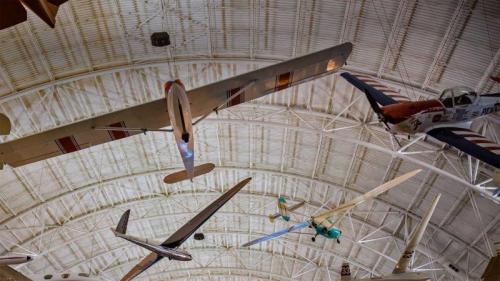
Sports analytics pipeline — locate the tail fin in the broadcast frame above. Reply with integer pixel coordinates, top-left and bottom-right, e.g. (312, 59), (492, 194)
(0, 113), (11, 135)
(341, 263), (351, 281)
(163, 163), (215, 184)
(115, 209), (131, 235)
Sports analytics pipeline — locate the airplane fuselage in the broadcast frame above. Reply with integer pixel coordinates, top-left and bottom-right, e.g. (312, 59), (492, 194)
(381, 97), (499, 134)
(113, 232), (192, 261)
(277, 197), (290, 221)
(165, 81), (195, 180)
(0, 254), (32, 265)
(312, 220), (342, 240)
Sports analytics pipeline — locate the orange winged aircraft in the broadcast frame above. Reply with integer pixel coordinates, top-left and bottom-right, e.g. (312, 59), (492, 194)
(341, 72), (500, 169)
(0, 43), (353, 183)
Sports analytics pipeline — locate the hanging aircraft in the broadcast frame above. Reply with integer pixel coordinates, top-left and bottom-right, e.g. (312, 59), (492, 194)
(0, 42), (353, 182)
(0, 0), (68, 30)
(112, 177), (251, 281)
(268, 196), (305, 222)
(0, 254), (33, 265)
(340, 194), (441, 281)
(341, 72), (500, 169)
(242, 169), (421, 247)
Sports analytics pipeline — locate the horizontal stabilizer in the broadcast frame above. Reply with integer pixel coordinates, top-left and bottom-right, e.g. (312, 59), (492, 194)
(268, 213), (281, 222)
(0, 114), (11, 135)
(163, 163), (215, 184)
(115, 209), (131, 235)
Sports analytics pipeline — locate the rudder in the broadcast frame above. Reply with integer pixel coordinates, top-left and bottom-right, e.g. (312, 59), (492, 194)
(115, 209), (131, 234)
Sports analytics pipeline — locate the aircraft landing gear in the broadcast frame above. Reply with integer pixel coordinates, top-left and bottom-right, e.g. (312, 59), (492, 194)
(311, 233), (318, 242)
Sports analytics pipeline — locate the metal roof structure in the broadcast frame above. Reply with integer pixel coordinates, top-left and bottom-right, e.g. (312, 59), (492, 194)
(0, 0), (499, 281)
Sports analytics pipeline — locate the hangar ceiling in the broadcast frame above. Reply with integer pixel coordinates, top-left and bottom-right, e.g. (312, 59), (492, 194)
(0, 0), (499, 281)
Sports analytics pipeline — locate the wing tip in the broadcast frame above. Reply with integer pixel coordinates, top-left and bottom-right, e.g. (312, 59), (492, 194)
(0, 113), (11, 135)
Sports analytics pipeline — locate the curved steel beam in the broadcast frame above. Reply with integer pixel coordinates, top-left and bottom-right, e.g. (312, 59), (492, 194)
(62, 246), (355, 280)
(14, 194), (467, 280)
(0, 57), (436, 104)
(4, 165), (483, 264)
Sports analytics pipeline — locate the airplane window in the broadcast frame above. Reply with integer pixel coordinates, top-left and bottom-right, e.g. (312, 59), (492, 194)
(441, 97), (454, 108)
(454, 94), (472, 105)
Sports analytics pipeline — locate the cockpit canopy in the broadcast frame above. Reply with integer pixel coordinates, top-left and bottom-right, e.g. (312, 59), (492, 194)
(439, 86), (477, 108)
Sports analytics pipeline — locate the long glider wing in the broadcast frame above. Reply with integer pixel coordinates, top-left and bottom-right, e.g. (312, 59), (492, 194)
(341, 72), (410, 106)
(312, 169), (421, 224)
(242, 222), (310, 247)
(393, 194), (440, 274)
(120, 252), (161, 281)
(161, 177), (251, 248)
(427, 127), (500, 169)
(0, 43), (352, 169)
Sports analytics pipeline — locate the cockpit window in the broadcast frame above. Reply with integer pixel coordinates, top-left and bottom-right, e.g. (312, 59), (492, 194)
(439, 86), (477, 108)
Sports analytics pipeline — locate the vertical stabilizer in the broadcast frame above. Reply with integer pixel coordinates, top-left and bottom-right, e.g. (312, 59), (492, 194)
(115, 209), (131, 235)
(341, 263), (351, 281)
(393, 194), (441, 274)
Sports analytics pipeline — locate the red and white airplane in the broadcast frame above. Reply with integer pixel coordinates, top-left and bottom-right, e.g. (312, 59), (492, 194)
(0, 43), (352, 183)
(341, 72), (500, 169)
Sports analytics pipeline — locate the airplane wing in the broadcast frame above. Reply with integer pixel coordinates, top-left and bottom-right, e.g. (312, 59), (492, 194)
(312, 169), (421, 224)
(120, 252), (162, 281)
(340, 72), (410, 105)
(161, 177), (251, 248)
(0, 0), (27, 30)
(0, 0), (68, 30)
(288, 201), (305, 212)
(426, 127), (500, 168)
(393, 194), (440, 274)
(0, 42), (352, 169)
(242, 222), (310, 247)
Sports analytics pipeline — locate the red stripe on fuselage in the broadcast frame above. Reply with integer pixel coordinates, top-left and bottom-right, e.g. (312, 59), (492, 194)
(382, 100), (443, 124)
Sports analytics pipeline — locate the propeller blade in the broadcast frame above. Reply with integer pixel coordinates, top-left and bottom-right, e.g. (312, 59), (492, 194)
(242, 222), (310, 247)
